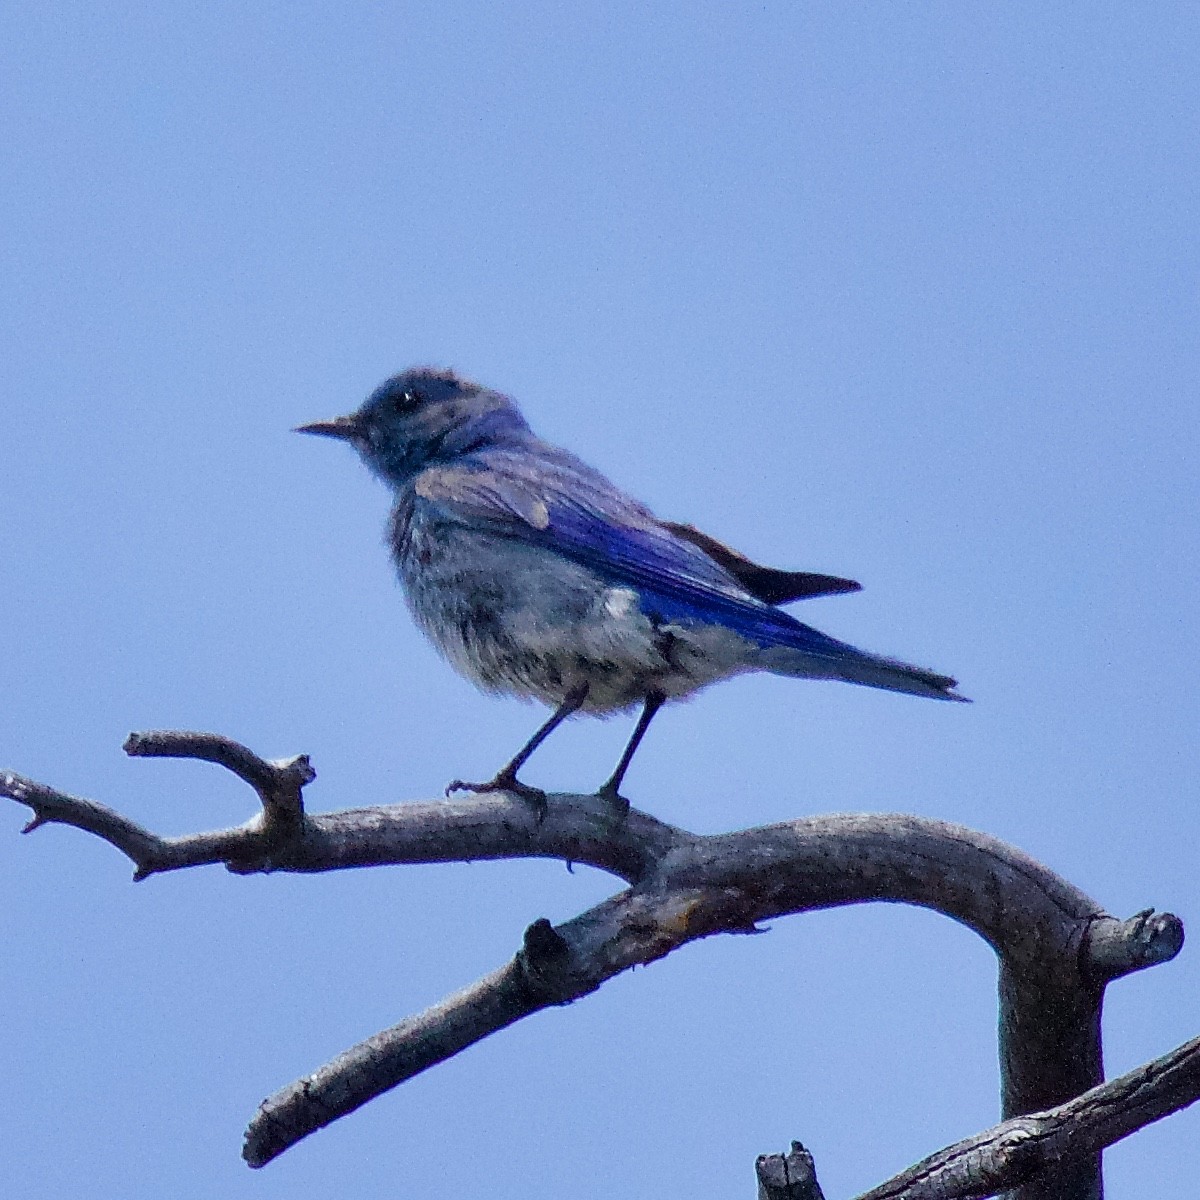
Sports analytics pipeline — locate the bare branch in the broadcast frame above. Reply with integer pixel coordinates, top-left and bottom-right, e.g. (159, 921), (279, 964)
(850, 1034), (1200, 1200)
(1, 771), (163, 869)
(123, 730), (307, 799)
(1, 732), (1188, 1198)
(1, 732), (316, 880)
(241, 812), (1183, 1167)
(245, 931), (557, 1167)
(243, 886), (733, 1165)
(294, 794), (683, 883)
(124, 730), (312, 837)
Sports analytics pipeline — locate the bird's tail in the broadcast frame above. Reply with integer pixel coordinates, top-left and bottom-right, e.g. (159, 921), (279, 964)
(756, 634), (969, 702)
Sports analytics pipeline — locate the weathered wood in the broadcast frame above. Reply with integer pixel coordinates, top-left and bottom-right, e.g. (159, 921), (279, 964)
(846, 1034), (1200, 1200)
(757, 1142), (826, 1200)
(0, 731), (1188, 1197)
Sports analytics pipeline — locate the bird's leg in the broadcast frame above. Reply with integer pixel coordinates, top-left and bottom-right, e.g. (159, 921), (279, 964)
(596, 690), (666, 816)
(446, 683), (590, 820)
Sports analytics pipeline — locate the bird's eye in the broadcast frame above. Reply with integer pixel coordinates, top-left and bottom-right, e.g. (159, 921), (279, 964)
(394, 390), (421, 413)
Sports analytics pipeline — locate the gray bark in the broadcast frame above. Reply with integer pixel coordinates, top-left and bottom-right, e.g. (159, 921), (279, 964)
(847, 1034), (1200, 1200)
(758, 1143), (826, 1199)
(0, 731), (1189, 1199)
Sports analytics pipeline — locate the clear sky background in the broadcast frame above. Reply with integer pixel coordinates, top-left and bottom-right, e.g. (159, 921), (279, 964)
(2, 4), (1197, 1198)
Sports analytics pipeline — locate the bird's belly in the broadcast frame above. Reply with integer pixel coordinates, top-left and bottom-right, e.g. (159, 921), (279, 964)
(396, 527), (751, 712)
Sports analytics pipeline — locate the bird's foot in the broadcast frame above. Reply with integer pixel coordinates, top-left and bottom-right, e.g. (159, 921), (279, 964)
(594, 781), (632, 825)
(446, 771), (548, 823)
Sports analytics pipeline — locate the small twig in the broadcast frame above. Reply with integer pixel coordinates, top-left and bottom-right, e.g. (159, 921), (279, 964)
(1, 732), (316, 880)
(1, 771), (162, 870)
(124, 730), (312, 828)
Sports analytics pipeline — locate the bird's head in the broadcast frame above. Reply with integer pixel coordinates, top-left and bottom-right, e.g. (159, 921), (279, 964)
(296, 367), (531, 485)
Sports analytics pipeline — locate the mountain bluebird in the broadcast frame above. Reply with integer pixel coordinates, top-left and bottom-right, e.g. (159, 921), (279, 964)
(298, 367), (965, 814)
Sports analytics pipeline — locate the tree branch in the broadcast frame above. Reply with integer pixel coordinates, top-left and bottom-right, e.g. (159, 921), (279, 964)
(845, 1033), (1200, 1200)
(1, 732), (1187, 1197)
(2, 732), (316, 880)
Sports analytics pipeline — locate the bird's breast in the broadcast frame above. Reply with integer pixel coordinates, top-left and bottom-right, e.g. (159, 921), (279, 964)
(390, 507), (754, 710)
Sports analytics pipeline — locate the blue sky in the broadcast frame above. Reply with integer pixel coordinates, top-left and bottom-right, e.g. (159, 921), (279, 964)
(2, 4), (1198, 1197)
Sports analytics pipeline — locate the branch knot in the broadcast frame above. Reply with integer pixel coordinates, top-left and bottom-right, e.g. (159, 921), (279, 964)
(1084, 908), (1184, 985)
(517, 918), (578, 1004)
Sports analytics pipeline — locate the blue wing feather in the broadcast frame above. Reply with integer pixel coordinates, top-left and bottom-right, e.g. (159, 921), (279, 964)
(412, 454), (857, 662)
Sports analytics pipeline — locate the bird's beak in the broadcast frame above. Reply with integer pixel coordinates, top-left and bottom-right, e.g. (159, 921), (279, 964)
(294, 414), (363, 441)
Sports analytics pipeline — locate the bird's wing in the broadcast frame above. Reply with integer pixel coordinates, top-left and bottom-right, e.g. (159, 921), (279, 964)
(412, 458), (855, 659)
(660, 522), (861, 603)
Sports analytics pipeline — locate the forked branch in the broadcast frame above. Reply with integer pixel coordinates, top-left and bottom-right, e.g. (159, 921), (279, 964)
(0, 732), (1188, 1200)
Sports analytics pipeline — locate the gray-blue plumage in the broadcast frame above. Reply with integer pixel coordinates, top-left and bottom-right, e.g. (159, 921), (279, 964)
(298, 367), (965, 809)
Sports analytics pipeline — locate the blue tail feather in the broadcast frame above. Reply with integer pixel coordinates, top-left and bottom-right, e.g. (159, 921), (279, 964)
(638, 588), (966, 702)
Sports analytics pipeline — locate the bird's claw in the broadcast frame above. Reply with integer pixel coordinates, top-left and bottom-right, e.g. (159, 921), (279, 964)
(446, 773), (549, 823)
(595, 781), (632, 824)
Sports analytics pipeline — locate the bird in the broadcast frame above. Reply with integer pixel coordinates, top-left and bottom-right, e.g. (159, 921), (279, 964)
(297, 367), (966, 816)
